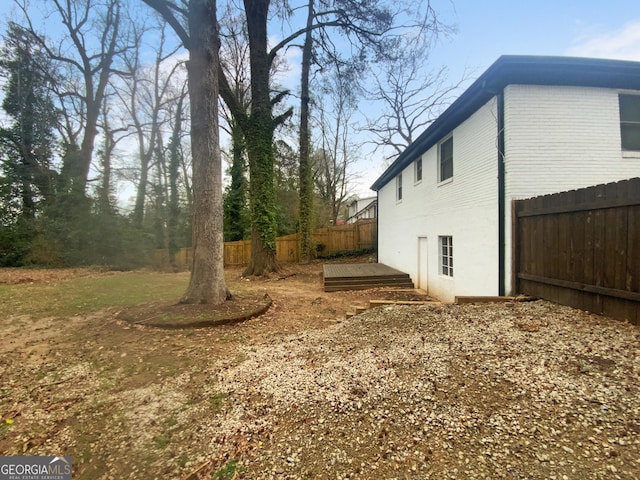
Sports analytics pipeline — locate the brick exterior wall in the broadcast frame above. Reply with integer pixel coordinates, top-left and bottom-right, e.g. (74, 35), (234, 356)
(378, 84), (640, 301)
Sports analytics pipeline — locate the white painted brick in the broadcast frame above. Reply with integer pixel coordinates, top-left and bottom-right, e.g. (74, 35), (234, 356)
(503, 84), (640, 293)
(379, 83), (640, 301)
(378, 99), (500, 302)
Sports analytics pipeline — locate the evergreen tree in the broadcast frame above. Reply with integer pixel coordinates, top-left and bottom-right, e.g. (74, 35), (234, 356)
(0, 23), (59, 265)
(0, 23), (58, 217)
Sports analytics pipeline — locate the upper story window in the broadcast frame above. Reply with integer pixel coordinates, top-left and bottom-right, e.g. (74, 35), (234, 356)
(439, 136), (453, 182)
(396, 173), (403, 201)
(619, 94), (640, 151)
(414, 157), (422, 183)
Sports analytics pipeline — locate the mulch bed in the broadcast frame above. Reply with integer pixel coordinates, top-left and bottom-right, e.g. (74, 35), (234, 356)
(115, 293), (273, 329)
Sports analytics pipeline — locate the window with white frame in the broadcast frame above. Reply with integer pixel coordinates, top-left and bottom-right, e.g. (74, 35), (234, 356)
(620, 94), (640, 151)
(414, 157), (422, 183)
(396, 173), (403, 201)
(439, 236), (453, 277)
(439, 136), (453, 182)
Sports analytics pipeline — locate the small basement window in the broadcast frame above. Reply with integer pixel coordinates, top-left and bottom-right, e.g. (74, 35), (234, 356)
(619, 94), (640, 151)
(440, 235), (453, 277)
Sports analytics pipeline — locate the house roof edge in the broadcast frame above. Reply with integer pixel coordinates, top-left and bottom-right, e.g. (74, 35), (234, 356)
(370, 55), (640, 192)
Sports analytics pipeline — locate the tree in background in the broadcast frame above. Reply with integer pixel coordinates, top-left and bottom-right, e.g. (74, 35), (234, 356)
(0, 22), (58, 265)
(17, 0), (130, 200)
(218, 1), (298, 248)
(143, 0), (230, 304)
(218, 0), (294, 276)
(222, 123), (251, 242)
(297, 0), (315, 263)
(166, 87), (188, 269)
(7, 0), (152, 267)
(118, 18), (183, 229)
(219, 5), (250, 243)
(0, 0), (462, 273)
(313, 64), (359, 225)
(273, 138), (300, 236)
(295, 0), (449, 260)
(365, 43), (470, 160)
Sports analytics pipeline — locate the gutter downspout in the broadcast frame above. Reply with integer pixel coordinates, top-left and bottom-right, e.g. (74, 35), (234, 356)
(497, 90), (506, 296)
(375, 191), (379, 254)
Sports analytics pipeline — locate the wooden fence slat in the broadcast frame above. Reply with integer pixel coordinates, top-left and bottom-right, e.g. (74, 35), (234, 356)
(515, 178), (640, 324)
(627, 206), (640, 323)
(151, 218), (377, 269)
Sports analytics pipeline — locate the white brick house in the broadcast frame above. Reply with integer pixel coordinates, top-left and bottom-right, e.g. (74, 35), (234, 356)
(346, 196), (377, 223)
(371, 55), (640, 302)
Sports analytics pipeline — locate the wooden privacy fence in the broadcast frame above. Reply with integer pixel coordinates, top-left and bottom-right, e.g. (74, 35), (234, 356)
(513, 178), (640, 324)
(152, 218), (377, 268)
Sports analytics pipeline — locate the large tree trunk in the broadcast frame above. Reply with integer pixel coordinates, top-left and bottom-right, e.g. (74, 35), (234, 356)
(242, 0), (279, 276)
(243, 113), (279, 275)
(181, 0), (229, 304)
(58, 100), (99, 201)
(298, 0), (314, 264)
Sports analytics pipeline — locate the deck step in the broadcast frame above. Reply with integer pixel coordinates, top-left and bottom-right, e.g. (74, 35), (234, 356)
(325, 280), (414, 292)
(323, 263), (415, 292)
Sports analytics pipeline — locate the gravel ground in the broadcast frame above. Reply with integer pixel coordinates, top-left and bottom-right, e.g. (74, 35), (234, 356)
(1, 267), (639, 479)
(205, 301), (640, 480)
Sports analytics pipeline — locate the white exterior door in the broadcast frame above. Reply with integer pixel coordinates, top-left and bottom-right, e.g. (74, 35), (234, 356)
(418, 237), (429, 292)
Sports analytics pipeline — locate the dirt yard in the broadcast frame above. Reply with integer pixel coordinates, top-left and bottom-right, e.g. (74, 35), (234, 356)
(0, 262), (639, 479)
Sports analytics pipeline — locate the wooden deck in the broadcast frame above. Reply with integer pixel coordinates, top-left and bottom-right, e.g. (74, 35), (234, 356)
(323, 263), (414, 292)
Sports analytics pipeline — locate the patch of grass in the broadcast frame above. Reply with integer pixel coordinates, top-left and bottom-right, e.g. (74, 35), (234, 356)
(177, 454), (189, 468)
(234, 352), (248, 365)
(35, 368), (61, 384)
(209, 392), (227, 413)
(78, 446), (92, 463)
(154, 434), (170, 449)
(213, 459), (240, 480)
(219, 333), (248, 344)
(164, 363), (179, 377)
(0, 421), (11, 438)
(0, 271), (189, 317)
(165, 416), (178, 428)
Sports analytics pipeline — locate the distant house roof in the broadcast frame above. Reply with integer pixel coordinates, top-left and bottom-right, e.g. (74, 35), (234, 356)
(348, 195), (376, 207)
(347, 198), (377, 223)
(371, 55), (640, 192)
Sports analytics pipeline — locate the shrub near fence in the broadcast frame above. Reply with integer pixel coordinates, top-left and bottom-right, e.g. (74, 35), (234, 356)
(152, 218), (377, 269)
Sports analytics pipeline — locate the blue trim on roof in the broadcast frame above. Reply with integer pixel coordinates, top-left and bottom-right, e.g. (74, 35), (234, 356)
(370, 55), (640, 191)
